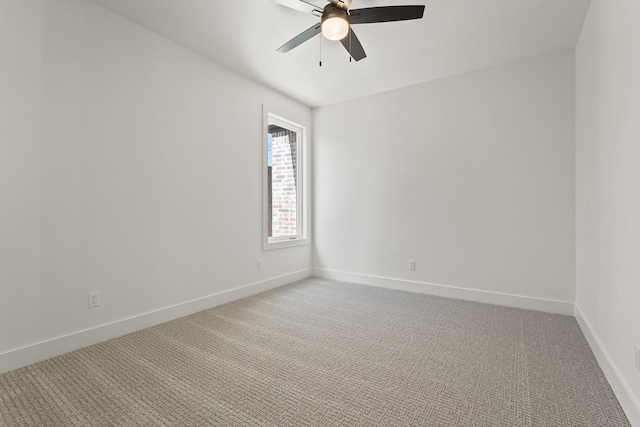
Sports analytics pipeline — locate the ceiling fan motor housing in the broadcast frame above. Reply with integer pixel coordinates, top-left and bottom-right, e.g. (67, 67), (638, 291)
(322, 4), (350, 24)
(332, 0), (352, 10)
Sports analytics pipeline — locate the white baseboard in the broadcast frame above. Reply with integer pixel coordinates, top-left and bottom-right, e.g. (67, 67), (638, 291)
(574, 304), (640, 426)
(312, 268), (574, 315)
(0, 269), (311, 375)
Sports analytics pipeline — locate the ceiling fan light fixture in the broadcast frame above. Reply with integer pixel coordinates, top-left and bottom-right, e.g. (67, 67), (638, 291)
(321, 6), (349, 41)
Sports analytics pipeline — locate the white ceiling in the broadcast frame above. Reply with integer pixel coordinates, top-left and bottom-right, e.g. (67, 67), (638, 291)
(87, 0), (591, 107)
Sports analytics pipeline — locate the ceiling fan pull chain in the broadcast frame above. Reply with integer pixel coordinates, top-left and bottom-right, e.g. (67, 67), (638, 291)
(319, 33), (322, 67)
(349, 29), (352, 62)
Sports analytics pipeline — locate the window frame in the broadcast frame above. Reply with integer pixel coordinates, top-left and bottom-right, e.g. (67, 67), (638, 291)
(262, 105), (309, 251)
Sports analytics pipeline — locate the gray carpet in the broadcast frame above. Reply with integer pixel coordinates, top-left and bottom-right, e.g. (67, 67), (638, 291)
(0, 277), (630, 426)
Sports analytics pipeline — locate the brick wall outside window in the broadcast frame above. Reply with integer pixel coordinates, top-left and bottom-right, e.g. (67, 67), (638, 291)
(269, 129), (297, 237)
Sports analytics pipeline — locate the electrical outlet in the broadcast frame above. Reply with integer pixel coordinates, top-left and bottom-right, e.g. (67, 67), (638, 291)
(88, 292), (100, 308)
(408, 259), (416, 270)
(257, 260), (263, 271)
(635, 344), (640, 372)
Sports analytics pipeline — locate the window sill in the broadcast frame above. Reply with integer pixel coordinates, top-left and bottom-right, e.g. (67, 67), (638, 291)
(263, 237), (310, 251)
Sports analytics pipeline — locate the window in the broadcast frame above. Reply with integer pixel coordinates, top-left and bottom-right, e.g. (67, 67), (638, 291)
(263, 106), (309, 250)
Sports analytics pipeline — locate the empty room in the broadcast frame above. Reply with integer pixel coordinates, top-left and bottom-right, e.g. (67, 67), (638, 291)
(1, 0), (638, 425)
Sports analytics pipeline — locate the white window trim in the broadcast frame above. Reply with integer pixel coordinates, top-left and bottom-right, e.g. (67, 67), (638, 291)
(263, 105), (310, 251)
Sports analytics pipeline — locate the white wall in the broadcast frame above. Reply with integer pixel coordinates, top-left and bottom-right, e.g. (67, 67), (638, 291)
(0, 0), (311, 372)
(313, 50), (576, 312)
(575, 0), (640, 423)
(0, 0), (43, 355)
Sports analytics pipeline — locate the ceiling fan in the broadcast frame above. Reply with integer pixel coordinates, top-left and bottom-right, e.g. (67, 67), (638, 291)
(272, 0), (425, 61)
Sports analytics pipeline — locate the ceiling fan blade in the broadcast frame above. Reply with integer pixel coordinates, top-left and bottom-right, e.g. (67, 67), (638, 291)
(271, 0), (324, 17)
(277, 23), (323, 53)
(349, 5), (425, 24)
(340, 28), (367, 61)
